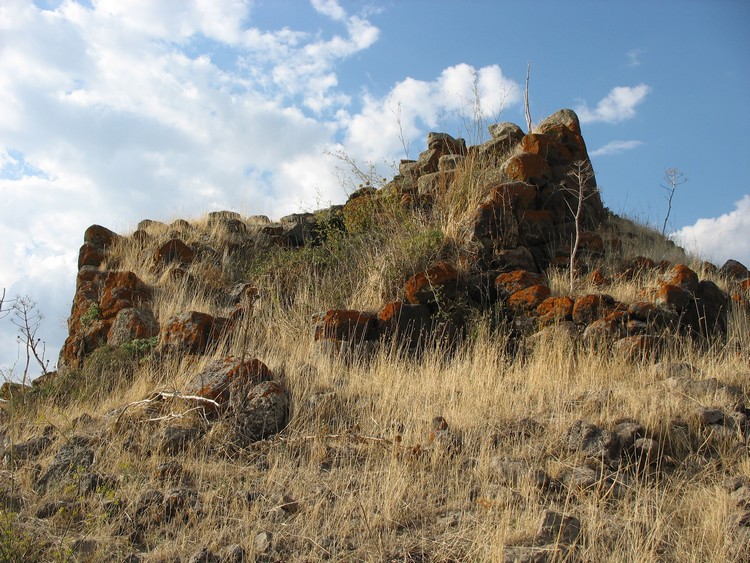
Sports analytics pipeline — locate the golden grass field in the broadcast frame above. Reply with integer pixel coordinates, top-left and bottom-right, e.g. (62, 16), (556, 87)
(2, 150), (749, 562)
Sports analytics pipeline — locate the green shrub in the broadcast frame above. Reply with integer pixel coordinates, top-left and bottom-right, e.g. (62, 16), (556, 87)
(121, 336), (158, 357)
(80, 302), (101, 326)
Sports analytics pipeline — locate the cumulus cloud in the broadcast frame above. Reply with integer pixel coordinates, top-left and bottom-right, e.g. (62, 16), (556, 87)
(672, 195), (750, 266)
(0, 1), (522, 374)
(590, 140), (644, 157)
(576, 84), (651, 124)
(340, 63), (521, 161)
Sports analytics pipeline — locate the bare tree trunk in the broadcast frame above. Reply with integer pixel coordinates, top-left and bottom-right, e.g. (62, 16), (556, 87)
(660, 168), (687, 237)
(524, 62), (533, 133)
(563, 161), (596, 293)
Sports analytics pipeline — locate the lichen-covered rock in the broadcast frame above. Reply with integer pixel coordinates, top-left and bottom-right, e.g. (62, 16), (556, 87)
(77, 242), (106, 269)
(612, 335), (661, 361)
(100, 271), (151, 320)
(564, 420), (621, 467)
(377, 301), (433, 349)
(159, 311), (233, 355)
(495, 270), (547, 299)
(229, 380), (289, 446)
(521, 133), (573, 167)
(572, 294), (618, 325)
(107, 307), (158, 347)
(403, 261), (458, 307)
(501, 153), (552, 187)
(314, 309), (379, 343)
(662, 264), (699, 293)
(187, 356), (272, 411)
(536, 296), (574, 325)
(83, 224), (120, 249)
(508, 285), (551, 313)
(153, 238), (196, 267)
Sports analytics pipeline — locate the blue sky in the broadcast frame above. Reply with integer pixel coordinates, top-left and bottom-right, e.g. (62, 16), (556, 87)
(1, 0), (748, 375)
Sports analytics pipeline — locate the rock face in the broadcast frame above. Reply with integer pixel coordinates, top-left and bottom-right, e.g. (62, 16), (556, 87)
(57, 110), (740, 376)
(60, 267), (154, 369)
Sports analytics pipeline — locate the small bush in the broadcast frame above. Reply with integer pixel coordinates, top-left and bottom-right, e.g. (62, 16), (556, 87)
(80, 302), (101, 326)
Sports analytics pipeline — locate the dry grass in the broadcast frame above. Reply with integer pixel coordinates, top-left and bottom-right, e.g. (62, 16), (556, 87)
(2, 159), (749, 561)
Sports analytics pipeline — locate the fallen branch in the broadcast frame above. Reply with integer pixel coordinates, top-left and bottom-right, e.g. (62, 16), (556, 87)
(113, 391), (220, 426)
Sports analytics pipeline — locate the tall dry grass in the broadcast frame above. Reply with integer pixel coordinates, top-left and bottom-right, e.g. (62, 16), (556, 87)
(2, 157), (749, 561)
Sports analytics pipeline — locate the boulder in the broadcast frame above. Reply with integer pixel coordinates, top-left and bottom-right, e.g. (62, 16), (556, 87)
(489, 457), (550, 489)
(377, 301), (433, 349)
(207, 210), (241, 223)
(153, 238), (196, 267)
(720, 259), (749, 280)
(77, 243), (106, 269)
(228, 380), (289, 446)
(535, 109), (588, 162)
(612, 335), (661, 361)
(485, 181), (538, 210)
(501, 153), (552, 187)
(476, 134), (521, 164)
(427, 132), (466, 155)
(495, 270), (547, 298)
(564, 420), (621, 467)
(473, 199), (520, 251)
(535, 509), (581, 545)
(572, 294), (618, 325)
(521, 133), (573, 167)
(107, 308), (158, 347)
(438, 154), (465, 172)
(403, 261), (459, 307)
(661, 264), (699, 293)
(655, 284), (691, 312)
(417, 170), (455, 196)
(314, 309), (379, 343)
(488, 122), (524, 141)
(187, 356), (272, 411)
(159, 311), (233, 355)
(508, 285), (551, 313)
(536, 296), (574, 325)
(100, 271), (151, 319)
(83, 224), (120, 249)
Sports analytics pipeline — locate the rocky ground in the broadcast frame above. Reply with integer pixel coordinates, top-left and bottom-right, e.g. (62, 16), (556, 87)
(2, 110), (750, 562)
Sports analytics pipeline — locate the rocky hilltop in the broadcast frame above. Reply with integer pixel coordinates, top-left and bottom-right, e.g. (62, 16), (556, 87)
(2, 110), (750, 562)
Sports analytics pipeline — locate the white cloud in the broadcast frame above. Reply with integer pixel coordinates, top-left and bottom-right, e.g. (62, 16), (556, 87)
(311, 0), (347, 21)
(576, 84), (651, 124)
(590, 140), (644, 157)
(339, 63), (521, 161)
(0, 1), (524, 375)
(672, 195), (750, 266)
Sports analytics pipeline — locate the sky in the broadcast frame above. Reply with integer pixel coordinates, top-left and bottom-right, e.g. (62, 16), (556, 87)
(1, 0), (749, 376)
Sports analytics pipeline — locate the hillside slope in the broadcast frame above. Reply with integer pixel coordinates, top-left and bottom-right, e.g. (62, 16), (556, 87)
(2, 109), (750, 562)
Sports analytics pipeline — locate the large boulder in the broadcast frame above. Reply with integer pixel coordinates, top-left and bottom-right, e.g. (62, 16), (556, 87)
(153, 238), (196, 267)
(228, 380), (289, 446)
(107, 308), (158, 347)
(100, 271), (151, 320)
(159, 311), (233, 355)
(187, 356), (272, 412)
(403, 261), (459, 307)
(495, 270), (547, 299)
(377, 301), (433, 350)
(314, 309), (379, 343)
(500, 153), (552, 187)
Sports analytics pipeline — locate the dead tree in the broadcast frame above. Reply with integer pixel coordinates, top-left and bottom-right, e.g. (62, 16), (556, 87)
(562, 160), (598, 292)
(660, 168), (687, 236)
